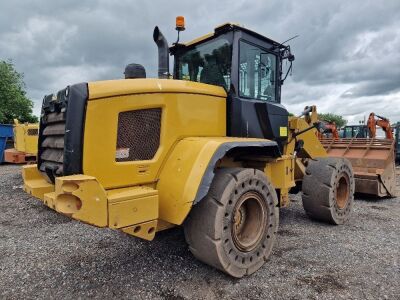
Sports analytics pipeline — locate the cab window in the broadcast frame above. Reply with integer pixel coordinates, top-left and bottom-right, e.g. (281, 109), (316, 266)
(176, 35), (232, 89)
(239, 40), (277, 101)
(345, 127), (353, 138)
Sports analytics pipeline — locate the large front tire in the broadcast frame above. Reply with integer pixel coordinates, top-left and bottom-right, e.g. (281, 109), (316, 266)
(184, 168), (279, 278)
(302, 157), (354, 225)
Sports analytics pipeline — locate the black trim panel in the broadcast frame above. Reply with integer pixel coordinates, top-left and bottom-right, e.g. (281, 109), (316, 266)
(227, 94), (288, 152)
(194, 141), (280, 204)
(64, 83), (88, 175)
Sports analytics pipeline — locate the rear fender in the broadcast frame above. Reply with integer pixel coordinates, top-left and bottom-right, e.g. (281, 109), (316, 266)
(156, 137), (279, 225)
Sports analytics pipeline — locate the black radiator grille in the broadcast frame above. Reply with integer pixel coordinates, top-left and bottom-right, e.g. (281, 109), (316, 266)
(37, 83), (88, 183)
(39, 111), (66, 177)
(116, 108), (162, 161)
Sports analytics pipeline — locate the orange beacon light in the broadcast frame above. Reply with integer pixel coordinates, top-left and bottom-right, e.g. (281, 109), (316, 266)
(176, 16), (185, 31)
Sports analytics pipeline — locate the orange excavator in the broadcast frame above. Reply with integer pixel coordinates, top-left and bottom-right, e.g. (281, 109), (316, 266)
(317, 121), (339, 140)
(367, 112), (393, 140)
(341, 112), (394, 140)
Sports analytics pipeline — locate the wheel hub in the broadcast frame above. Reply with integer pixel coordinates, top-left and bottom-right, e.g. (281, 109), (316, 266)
(234, 205), (247, 228)
(336, 173), (350, 209)
(231, 191), (267, 252)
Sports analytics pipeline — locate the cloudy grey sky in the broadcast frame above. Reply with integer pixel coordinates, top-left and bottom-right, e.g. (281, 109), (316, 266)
(1, 0), (399, 124)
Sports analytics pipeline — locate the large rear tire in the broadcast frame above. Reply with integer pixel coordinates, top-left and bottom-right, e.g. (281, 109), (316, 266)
(302, 157), (354, 225)
(184, 168), (279, 278)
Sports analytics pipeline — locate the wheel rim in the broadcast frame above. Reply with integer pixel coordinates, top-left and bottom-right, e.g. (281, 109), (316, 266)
(336, 173), (350, 209)
(232, 191), (267, 252)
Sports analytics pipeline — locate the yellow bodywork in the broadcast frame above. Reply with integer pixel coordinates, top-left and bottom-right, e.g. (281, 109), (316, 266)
(23, 79), (289, 240)
(23, 164), (53, 198)
(156, 136), (281, 224)
(23, 79), (328, 241)
(285, 116), (327, 159)
(23, 135), (279, 240)
(13, 119), (38, 154)
(284, 109), (327, 182)
(45, 175), (108, 227)
(84, 79), (226, 189)
(265, 155), (295, 207)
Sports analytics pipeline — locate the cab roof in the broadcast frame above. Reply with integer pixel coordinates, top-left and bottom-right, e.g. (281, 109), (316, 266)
(181, 23), (283, 49)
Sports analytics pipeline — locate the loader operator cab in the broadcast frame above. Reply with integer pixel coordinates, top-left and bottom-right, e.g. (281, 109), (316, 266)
(170, 23), (295, 150)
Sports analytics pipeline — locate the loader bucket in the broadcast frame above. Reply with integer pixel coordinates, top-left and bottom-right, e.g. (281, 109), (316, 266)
(320, 138), (396, 197)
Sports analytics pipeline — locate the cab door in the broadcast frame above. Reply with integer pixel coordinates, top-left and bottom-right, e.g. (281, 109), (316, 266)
(228, 33), (289, 151)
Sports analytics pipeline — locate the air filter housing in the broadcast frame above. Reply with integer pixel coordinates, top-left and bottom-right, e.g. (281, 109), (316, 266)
(124, 63), (146, 79)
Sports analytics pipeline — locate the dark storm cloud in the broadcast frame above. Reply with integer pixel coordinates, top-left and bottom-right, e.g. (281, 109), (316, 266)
(1, 0), (399, 123)
(342, 79), (400, 98)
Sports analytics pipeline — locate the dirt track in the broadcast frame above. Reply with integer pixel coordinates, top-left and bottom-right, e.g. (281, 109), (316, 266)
(1, 164), (399, 299)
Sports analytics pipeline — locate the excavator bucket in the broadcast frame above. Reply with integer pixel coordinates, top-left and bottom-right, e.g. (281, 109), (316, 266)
(320, 138), (396, 197)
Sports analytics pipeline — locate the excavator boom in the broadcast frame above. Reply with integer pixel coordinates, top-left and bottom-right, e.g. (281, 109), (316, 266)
(367, 112), (393, 140)
(318, 122), (339, 140)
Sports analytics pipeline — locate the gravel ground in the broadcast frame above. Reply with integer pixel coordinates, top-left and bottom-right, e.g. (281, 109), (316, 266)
(1, 164), (399, 299)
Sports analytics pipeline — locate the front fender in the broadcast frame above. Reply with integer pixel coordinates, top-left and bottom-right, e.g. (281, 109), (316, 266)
(156, 137), (279, 225)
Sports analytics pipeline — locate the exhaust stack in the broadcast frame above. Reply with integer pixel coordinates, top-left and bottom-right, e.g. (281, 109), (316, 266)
(153, 26), (169, 79)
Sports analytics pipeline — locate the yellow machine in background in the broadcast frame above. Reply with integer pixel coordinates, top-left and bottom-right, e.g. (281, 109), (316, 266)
(4, 119), (38, 163)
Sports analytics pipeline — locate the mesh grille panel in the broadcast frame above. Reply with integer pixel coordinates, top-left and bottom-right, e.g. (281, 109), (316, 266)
(27, 128), (38, 136)
(116, 108), (161, 161)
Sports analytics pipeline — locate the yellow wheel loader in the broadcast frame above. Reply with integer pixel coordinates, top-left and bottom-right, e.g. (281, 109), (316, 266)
(24, 19), (358, 277)
(4, 119), (38, 164)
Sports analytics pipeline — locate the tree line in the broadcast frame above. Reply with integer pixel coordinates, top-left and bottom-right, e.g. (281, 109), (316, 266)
(0, 60), (38, 124)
